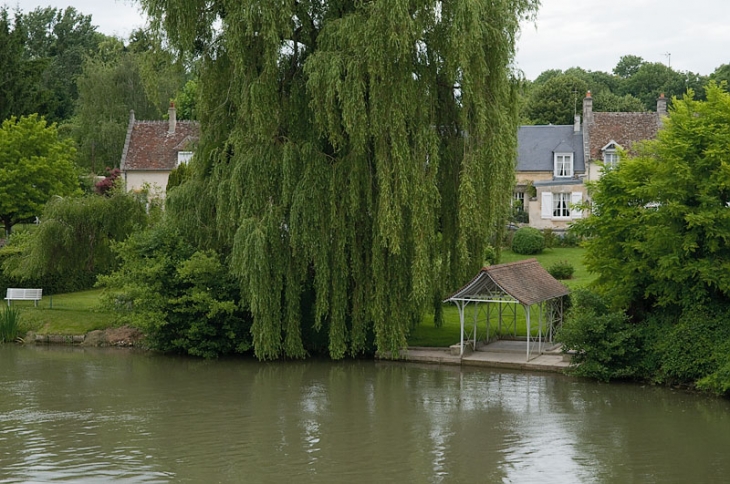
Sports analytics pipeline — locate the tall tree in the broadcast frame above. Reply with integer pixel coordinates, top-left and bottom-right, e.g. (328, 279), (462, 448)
(525, 73), (588, 125)
(141, 0), (537, 359)
(71, 28), (188, 173)
(0, 114), (80, 235)
(21, 6), (102, 123)
(574, 83), (730, 311)
(0, 7), (49, 121)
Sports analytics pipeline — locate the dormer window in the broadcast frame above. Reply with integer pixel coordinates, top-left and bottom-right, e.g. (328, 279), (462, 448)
(601, 141), (621, 169)
(177, 151), (193, 166)
(554, 153), (573, 178)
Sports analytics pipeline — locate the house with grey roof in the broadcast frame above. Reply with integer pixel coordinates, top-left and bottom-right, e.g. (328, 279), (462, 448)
(515, 92), (667, 231)
(120, 102), (200, 199)
(515, 118), (586, 230)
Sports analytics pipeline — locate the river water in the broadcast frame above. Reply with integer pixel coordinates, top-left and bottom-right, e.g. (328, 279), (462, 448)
(1, 345), (729, 483)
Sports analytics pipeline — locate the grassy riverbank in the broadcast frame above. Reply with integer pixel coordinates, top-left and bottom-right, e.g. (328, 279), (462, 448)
(4, 247), (591, 348)
(8, 288), (118, 336)
(407, 247), (593, 347)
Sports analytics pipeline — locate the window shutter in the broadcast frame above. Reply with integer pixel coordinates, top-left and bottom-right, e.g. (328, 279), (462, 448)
(571, 192), (583, 219)
(541, 192), (552, 219)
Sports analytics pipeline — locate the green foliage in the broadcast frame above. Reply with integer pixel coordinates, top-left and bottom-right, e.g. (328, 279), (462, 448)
(0, 306), (21, 343)
(151, 0), (538, 359)
(166, 161), (189, 192)
(174, 78), (198, 120)
(525, 74), (588, 125)
(558, 289), (645, 382)
(542, 228), (557, 248)
(556, 230), (582, 248)
(1, 189), (148, 290)
(592, 90), (645, 113)
(71, 32), (187, 173)
(654, 307), (730, 385)
(98, 222), (253, 358)
(697, 359), (730, 396)
(710, 64), (730, 87)
(511, 227), (544, 255)
(0, 114), (81, 235)
(613, 55), (644, 79)
(0, 6), (104, 123)
(574, 83), (730, 311)
(547, 260), (574, 280)
(619, 61), (698, 109)
(483, 245), (498, 266)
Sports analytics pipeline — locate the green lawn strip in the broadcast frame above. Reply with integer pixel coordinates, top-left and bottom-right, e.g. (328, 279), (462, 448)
(9, 288), (119, 335)
(408, 247), (595, 347)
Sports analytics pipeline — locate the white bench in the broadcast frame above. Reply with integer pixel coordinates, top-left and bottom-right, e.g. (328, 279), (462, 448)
(5, 288), (43, 307)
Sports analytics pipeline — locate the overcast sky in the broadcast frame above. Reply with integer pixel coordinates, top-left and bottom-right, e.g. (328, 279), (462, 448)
(7, 0), (730, 80)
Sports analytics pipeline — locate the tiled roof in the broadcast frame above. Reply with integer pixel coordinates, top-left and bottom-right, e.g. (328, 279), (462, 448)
(588, 112), (660, 160)
(517, 125), (585, 173)
(445, 259), (569, 306)
(120, 119), (200, 171)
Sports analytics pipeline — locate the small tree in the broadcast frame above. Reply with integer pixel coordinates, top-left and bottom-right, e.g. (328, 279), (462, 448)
(2, 189), (148, 291)
(0, 114), (80, 235)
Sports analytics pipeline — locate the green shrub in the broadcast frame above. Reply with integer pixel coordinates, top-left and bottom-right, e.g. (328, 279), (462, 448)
(557, 288), (645, 381)
(542, 228), (557, 248)
(484, 245), (498, 266)
(511, 227), (544, 255)
(0, 306), (21, 343)
(98, 222), (253, 359)
(655, 307), (730, 386)
(697, 358), (730, 396)
(547, 260), (574, 280)
(557, 230), (582, 248)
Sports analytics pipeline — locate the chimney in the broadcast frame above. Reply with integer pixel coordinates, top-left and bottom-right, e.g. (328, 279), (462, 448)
(657, 93), (667, 115)
(168, 101), (176, 134)
(574, 114), (581, 133)
(129, 109), (135, 125)
(582, 91), (593, 126)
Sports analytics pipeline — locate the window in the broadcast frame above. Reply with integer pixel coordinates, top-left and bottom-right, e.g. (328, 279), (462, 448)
(177, 151), (193, 166)
(541, 192), (583, 220)
(601, 141), (621, 169)
(512, 191), (525, 212)
(603, 151), (619, 168)
(554, 153), (573, 178)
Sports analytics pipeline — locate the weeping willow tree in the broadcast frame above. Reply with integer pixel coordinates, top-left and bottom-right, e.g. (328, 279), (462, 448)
(143, 0), (537, 359)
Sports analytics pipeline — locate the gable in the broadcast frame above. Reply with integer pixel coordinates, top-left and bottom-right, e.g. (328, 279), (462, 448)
(121, 120), (200, 172)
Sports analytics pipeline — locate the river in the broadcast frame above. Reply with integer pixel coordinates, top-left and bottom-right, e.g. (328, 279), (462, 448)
(1, 344), (729, 483)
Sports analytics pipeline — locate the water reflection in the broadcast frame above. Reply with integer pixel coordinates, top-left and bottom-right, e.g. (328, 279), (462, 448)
(1, 345), (729, 483)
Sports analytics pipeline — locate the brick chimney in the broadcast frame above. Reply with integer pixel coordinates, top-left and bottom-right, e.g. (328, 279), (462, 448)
(582, 91), (593, 126)
(168, 101), (176, 134)
(574, 114), (581, 133)
(657, 93), (667, 115)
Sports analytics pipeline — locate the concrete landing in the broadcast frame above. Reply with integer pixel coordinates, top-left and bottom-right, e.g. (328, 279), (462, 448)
(397, 340), (571, 373)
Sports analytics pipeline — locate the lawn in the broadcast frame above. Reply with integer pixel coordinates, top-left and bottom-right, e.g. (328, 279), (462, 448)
(9, 288), (119, 335)
(4, 247), (594, 344)
(407, 246), (595, 347)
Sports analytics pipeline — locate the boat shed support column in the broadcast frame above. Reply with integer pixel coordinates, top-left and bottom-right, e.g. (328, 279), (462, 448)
(524, 303), (531, 361)
(458, 301), (466, 357)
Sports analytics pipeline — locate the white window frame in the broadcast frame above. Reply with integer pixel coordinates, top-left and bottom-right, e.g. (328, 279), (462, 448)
(177, 151), (193, 166)
(541, 191), (583, 220)
(554, 153), (574, 178)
